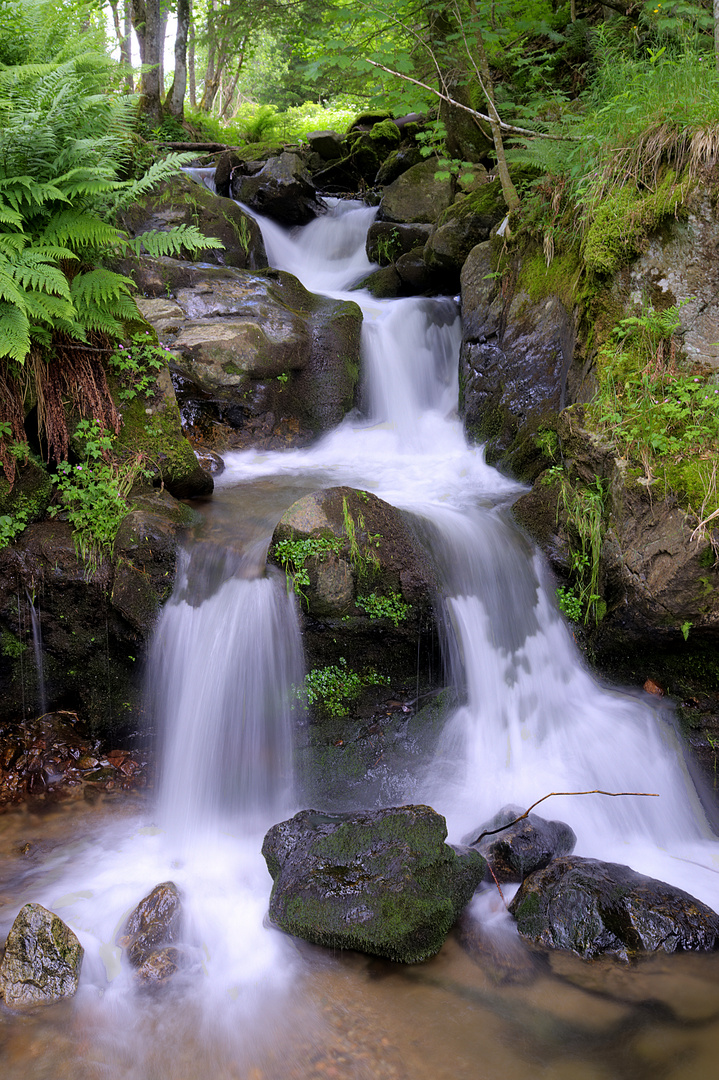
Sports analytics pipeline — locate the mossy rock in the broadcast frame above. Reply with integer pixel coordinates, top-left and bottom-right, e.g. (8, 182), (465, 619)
(262, 805), (486, 963)
(378, 158), (456, 225)
(347, 110), (393, 132)
(0, 457), (52, 528)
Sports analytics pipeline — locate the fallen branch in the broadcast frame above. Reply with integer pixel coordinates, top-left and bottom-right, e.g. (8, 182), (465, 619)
(471, 789), (659, 846)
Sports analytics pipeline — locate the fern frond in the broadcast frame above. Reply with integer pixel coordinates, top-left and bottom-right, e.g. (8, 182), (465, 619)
(22, 289), (75, 325)
(0, 301), (31, 362)
(42, 209), (119, 251)
(11, 259), (71, 299)
(111, 152), (200, 210)
(69, 268), (135, 306)
(128, 225), (225, 258)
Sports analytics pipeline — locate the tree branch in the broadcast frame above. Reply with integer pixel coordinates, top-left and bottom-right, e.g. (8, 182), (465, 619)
(471, 789), (659, 846)
(363, 57), (583, 141)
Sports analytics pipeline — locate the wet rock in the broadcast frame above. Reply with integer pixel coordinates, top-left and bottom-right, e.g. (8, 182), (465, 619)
(269, 486), (440, 687)
(510, 856), (719, 960)
(231, 152), (324, 226)
(365, 222), (433, 267)
(378, 159), (455, 225)
(118, 173), (266, 271)
(262, 805), (486, 963)
(464, 804), (577, 883)
(0, 457), (52, 525)
(0, 903), (83, 1007)
(118, 881), (184, 985)
(424, 179), (505, 286)
(375, 145), (423, 187)
(354, 264), (403, 298)
(131, 259), (362, 450)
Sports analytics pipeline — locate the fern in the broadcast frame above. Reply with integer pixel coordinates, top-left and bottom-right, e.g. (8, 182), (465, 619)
(127, 225), (225, 258)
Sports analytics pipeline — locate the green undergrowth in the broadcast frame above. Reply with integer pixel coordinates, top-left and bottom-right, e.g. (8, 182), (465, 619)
(298, 657), (389, 718)
(589, 301), (719, 533)
(356, 591), (411, 627)
(544, 467), (607, 624)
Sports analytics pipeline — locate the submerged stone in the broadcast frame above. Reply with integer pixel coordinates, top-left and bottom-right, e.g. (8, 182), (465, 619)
(262, 804), (485, 963)
(0, 903), (84, 1008)
(510, 856), (719, 960)
(118, 881), (185, 986)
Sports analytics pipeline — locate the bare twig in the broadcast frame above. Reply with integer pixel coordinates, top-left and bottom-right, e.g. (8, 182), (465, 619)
(471, 789), (659, 846)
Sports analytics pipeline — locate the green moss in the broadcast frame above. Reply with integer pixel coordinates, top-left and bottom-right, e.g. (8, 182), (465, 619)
(662, 459), (719, 525)
(582, 172), (689, 277)
(370, 119), (400, 145)
(516, 247), (583, 309)
(1, 628), (27, 658)
(115, 383), (198, 488)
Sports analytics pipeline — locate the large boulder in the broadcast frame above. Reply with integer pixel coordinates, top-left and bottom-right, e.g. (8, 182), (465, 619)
(231, 152), (324, 226)
(510, 856), (719, 960)
(365, 222), (433, 266)
(0, 490), (196, 736)
(459, 245), (579, 475)
(424, 178), (506, 285)
(0, 903), (83, 1007)
(130, 259), (362, 450)
(464, 804), (577, 883)
(118, 173), (267, 271)
(269, 486), (440, 682)
(378, 159), (456, 225)
(262, 805), (486, 962)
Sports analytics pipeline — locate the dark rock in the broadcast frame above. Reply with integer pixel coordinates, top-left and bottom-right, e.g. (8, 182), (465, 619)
(510, 856), (719, 960)
(375, 145), (423, 187)
(396, 249), (443, 295)
(353, 264), (404, 298)
(439, 80), (494, 164)
(378, 159), (455, 224)
(365, 222), (432, 266)
(262, 805), (486, 963)
(306, 130), (343, 160)
(0, 903), (83, 1007)
(424, 179), (505, 284)
(231, 152), (324, 226)
(269, 486), (440, 685)
(213, 150), (243, 197)
(465, 804), (577, 883)
(118, 173), (266, 271)
(118, 881), (184, 985)
(0, 457), (52, 525)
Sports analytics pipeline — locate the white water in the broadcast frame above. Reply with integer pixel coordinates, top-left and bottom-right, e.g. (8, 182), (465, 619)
(4, 193), (718, 1061)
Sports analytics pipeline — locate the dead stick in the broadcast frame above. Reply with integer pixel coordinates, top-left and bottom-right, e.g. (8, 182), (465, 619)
(471, 789), (659, 846)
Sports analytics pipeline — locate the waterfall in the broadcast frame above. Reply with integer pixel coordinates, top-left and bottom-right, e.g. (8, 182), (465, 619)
(27, 591), (47, 717)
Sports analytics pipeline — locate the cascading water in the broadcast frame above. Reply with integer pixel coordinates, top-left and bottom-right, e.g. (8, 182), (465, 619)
(2, 186), (719, 1080)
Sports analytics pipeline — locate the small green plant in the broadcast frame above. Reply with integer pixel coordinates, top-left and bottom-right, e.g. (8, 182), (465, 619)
(556, 585), (583, 623)
(681, 620), (692, 641)
(49, 419), (147, 575)
(272, 534), (343, 604)
(236, 215), (251, 254)
(276, 371), (289, 387)
(298, 657), (389, 718)
(0, 503), (30, 549)
(415, 119), (474, 183)
(356, 591), (411, 627)
(342, 496), (380, 579)
(375, 228), (401, 265)
(110, 332), (170, 403)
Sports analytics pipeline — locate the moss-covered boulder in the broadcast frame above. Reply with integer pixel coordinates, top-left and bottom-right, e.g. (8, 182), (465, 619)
(262, 805), (486, 962)
(0, 457), (52, 527)
(365, 222), (433, 266)
(0, 903), (83, 1008)
(378, 159), (456, 225)
(118, 173), (267, 271)
(375, 145), (423, 187)
(131, 259), (362, 450)
(510, 857), (719, 960)
(269, 485), (440, 682)
(0, 489), (196, 736)
(424, 178), (506, 284)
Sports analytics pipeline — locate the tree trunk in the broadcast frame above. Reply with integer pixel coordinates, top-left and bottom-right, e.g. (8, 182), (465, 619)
(166, 0), (190, 117)
(188, 2), (196, 107)
(466, 1), (520, 212)
(219, 54), (245, 120)
(715, 0), (719, 75)
(123, 0), (134, 91)
(131, 0), (162, 123)
(199, 0), (218, 112)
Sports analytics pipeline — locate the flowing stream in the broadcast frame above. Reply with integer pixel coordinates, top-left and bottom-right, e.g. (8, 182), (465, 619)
(1, 194), (719, 1080)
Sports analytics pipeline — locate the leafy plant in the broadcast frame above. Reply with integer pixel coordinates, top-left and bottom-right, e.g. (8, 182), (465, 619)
(272, 533), (343, 604)
(49, 418), (147, 575)
(299, 657), (389, 718)
(556, 585), (583, 623)
(356, 591), (411, 627)
(110, 332), (169, 403)
(549, 467), (606, 624)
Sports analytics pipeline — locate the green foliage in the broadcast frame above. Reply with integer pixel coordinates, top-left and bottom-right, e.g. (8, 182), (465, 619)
(0, 51), (222, 367)
(555, 585), (583, 623)
(356, 591), (411, 627)
(272, 533), (343, 603)
(342, 495), (380, 579)
(110, 331), (169, 403)
(299, 657), (389, 718)
(49, 419), (147, 574)
(550, 469), (606, 624)
(375, 228), (401, 264)
(0, 500), (30, 548)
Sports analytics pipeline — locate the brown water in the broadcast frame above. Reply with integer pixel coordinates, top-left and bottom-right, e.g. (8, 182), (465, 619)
(2, 797), (718, 1080)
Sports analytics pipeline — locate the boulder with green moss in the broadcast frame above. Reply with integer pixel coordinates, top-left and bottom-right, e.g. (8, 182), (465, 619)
(0, 903), (84, 1008)
(131, 259), (362, 450)
(424, 177), (505, 283)
(262, 805), (485, 963)
(0, 489), (197, 736)
(118, 173), (266, 271)
(230, 152), (324, 226)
